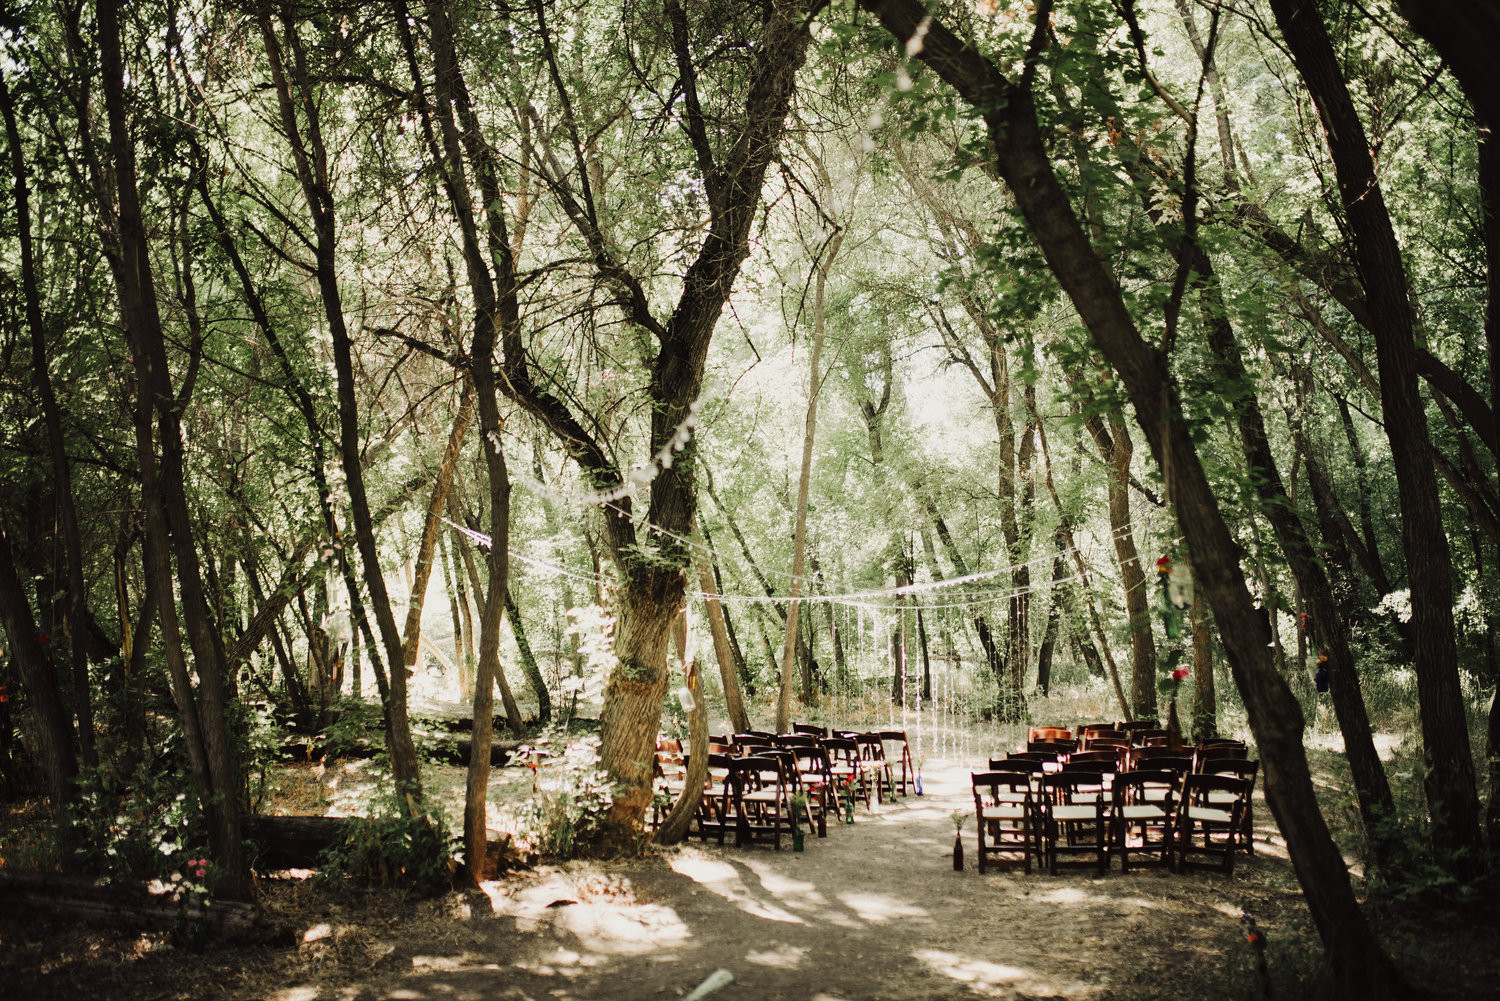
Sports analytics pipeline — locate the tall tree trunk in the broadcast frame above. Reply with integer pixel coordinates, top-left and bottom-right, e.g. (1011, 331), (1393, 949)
(1, 76), (96, 771)
(1272, 0), (1484, 876)
(777, 226), (842, 731)
(505, 585), (550, 724)
(1190, 595), (1217, 742)
(698, 553), (749, 733)
(857, 2), (1405, 989)
(0, 530), (78, 815)
(400, 381), (477, 684)
(97, 0), (248, 897)
(1085, 412), (1156, 720)
(259, 9), (423, 803)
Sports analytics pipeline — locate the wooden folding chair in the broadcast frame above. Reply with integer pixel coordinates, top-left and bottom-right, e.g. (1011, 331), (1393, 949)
(1042, 772), (1110, 875)
(1176, 773), (1249, 874)
(972, 771), (1041, 873)
(1200, 758), (1259, 855)
(1112, 769), (1179, 872)
(878, 730), (915, 796)
(733, 755), (791, 850)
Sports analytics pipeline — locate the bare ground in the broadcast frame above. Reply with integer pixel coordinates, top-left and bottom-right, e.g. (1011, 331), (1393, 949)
(7, 752), (1496, 1001)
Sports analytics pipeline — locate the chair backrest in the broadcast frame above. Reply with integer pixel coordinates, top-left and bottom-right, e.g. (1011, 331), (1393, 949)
(1116, 720), (1161, 733)
(1076, 722), (1115, 737)
(1131, 749), (1193, 773)
(852, 732), (887, 761)
(789, 742), (832, 778)
(1069, 749), (1122, 768)
(1061, 757), (1116, 776)
(1028, 739), (1077, 755)
(1044, 770), (1108, 807)
(1196, 742), (1248, 767)
(1083, 728), (1127, 743)
(990, 756), (1046, 773)
(1083, 736), (1129, 751)
(972, 770), (1035, 808)
(1112, 768), (1180, 807)
(1007, 750), (1059, 763)
(824, 737), (860, 767)
(1027, 726), (1073, 743)
(734, 733), (775, 752)
(1181, 772), (1248, 813)
(1200, 757), (1259, 782)
(1126, 728), (1169, 746)
(734, 754), (785, 790)
(774, 733), (820, 748)
(791, 723), (828, 737)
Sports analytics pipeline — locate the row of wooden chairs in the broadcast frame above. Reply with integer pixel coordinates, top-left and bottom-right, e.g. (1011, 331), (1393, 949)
(653, 726), (914, 850)
(993, 746), (1258, 854)
(973, 765), (1254, 876)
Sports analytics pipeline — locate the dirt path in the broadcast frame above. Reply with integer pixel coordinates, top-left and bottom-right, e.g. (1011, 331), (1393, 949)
(1, 757), (1310, 1001)
(368, 758), (1274, 1001)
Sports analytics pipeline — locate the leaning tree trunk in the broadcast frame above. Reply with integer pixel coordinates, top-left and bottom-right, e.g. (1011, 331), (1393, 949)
(97, 0), (248, 897)
(1272, 0), (1484, 876)
(855, 2), (1405, 992)
(259, 10), (423, 803)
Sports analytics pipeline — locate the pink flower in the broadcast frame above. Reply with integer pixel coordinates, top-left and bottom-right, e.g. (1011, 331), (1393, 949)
(195, 867), (207, 878)
(1171, 667), (1190, 680)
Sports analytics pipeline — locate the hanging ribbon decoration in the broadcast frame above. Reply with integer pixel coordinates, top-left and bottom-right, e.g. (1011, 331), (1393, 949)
(1155, 554), (1193, 748)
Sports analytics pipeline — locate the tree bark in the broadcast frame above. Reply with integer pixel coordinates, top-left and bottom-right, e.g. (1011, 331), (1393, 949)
(1272, 0), (1484, 876)
(258, 9), (423, 804)
(856, 1), (1404, 990)
(777, 226), (841, 732)
(97, 0), (248, 897)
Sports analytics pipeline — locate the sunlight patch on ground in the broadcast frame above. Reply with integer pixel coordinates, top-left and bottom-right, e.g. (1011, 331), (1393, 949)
(550, 901), (691, 954)
(270, 989), (319, 1001)
(744, 942), (810, 969)
(912, 948), (1032, 995)
(836, 890), (930, 923)
(666, 848), (807, 924)
(1032, 885), (1092, 905)
(668, 853), (739, 883)
(513, 946), (605, 977)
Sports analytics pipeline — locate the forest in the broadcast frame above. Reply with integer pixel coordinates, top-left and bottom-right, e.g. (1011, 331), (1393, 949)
(0, 0), (1497, 998)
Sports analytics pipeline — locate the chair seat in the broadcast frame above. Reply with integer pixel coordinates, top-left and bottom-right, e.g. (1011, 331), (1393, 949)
(1184, 805), (1234, 824)
(1118, 804), (1171, 820)
(986, 804), (1029, 820)
(1051, 804), (1102, 821)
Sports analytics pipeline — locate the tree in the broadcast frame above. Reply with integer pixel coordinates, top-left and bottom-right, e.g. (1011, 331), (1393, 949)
(853, 0), (1404, 991)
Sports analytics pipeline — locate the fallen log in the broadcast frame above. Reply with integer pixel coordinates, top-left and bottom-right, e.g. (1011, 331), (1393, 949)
(275, 734), (526, 766)
(243, 815), (523, 875)
(0, 869), (291, 945)
(244, 814), (354, 869)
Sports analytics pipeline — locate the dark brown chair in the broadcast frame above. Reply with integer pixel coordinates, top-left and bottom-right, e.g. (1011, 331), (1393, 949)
(1176, 773), (1249, 874)
(733, 755), (791, 850)
(973, 771), (1040, 873)
(878, 730), (915, 795)
(1027, 726), (1073, 743)
(1200, 758), (1259, 855)
(791, 722), (828, 737)
(850, 732), (897, 802)
(1111, 769), (1179, 872)
(689, 752), (738, 844)
(824, 737), (872, 814)
(1042, 772), (1110, 875)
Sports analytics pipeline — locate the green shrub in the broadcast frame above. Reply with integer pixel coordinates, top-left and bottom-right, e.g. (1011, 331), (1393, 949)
(503, 732), (617, 858)
(318, 793), (456, 890)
